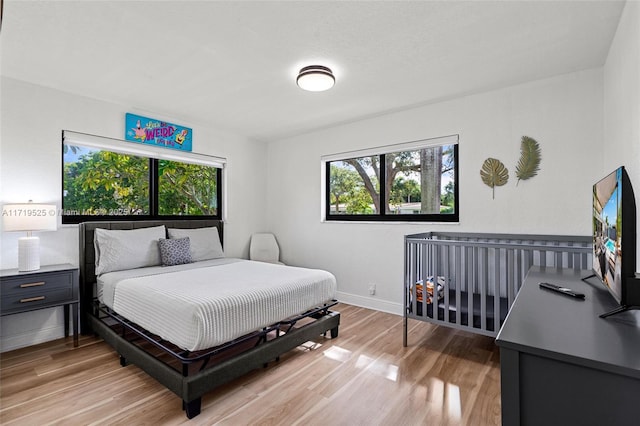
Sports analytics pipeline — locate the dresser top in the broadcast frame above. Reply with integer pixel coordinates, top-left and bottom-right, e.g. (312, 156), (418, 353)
(0, 263), (77, 278)
(496, 266), (640, 379)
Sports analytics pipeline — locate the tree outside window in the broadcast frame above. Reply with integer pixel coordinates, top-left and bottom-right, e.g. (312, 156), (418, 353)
(62, 144), (220, 223)
(326, 143), (457, 222)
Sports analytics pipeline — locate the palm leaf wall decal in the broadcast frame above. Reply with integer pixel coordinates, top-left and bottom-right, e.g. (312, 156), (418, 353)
(515, 136), (541, 185)
(480, 158), (509, 199)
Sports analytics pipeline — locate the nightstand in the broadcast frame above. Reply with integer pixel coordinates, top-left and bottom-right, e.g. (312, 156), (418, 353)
(1, 264), (79, 347)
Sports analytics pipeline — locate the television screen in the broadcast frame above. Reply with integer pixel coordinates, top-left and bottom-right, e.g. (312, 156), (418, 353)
(592, 167), (623, 302)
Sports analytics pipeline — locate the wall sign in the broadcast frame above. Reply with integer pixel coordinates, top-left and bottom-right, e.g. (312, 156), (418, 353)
(125, 113), (192, 152)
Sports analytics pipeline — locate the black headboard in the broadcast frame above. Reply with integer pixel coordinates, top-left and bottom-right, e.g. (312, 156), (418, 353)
(78, 219), (223, 333)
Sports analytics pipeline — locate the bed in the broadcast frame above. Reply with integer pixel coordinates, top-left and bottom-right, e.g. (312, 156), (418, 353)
(78, 219), (340, 419)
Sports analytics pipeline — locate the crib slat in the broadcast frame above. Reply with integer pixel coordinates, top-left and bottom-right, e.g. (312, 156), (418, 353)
(464, 246), (470, 328)
(506, 248), (513, 306)
(494, 247), (501, 334)
(455, 245), (461, 326)
(442, 244), (447, 323)
(432, 242), (439, 321)
(516, 247), (523, 297)
(477, 246), (485, 332)
(422, 242), (428, 319)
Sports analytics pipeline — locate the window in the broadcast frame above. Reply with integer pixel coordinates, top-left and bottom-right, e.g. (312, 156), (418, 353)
(62, 131), (223, 224)
(157, 160), (219, 215)
(324, 136), (458, 222)
(328, 158), (379, 215)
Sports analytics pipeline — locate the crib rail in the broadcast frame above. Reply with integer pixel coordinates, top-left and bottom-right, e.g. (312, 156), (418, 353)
(403, 232), (591, 343)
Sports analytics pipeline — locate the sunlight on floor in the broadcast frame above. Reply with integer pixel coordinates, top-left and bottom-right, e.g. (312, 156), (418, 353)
(447, 382), (462, 420)
(355, 354), (399, 382)
(424, 377), (462, 421)
(322, 345), (400, 381)
(323, 345), (352, 363)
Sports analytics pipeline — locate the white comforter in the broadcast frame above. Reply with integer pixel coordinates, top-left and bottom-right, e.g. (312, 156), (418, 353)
(98, 259), (337, 351)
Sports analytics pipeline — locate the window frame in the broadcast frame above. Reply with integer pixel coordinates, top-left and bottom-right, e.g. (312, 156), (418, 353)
(323, 136), (459, 223)
(61, 130), (224, 225)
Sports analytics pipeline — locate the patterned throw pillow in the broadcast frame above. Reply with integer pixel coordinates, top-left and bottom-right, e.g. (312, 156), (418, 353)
(158, 237), (192, 266)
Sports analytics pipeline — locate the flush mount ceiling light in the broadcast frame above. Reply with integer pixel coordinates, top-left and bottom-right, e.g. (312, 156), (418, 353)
(296, 65), (335, 92)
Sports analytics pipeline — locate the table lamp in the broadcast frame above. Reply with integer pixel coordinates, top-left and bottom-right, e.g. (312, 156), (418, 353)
(2, 203), (57, 271)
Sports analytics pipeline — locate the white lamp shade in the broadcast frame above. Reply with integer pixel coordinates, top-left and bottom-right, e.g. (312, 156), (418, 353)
(2, 204), (57, 232)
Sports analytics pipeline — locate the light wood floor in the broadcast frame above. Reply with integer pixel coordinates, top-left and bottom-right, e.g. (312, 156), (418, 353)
(0, 304), (501, 425)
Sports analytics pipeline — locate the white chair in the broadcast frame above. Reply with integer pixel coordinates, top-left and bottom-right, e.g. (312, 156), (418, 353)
(249, 233), (284, 264)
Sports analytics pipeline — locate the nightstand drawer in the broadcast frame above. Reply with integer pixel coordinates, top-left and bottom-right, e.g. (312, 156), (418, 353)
(1, 271), (73, 296)
(1, 287), (75, 314)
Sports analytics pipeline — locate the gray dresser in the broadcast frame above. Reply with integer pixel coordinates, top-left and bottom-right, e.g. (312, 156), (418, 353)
(496, 266), (640, 426)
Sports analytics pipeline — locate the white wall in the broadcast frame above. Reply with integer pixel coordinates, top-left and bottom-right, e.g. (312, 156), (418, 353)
(266, 69), (604, 314)
(0, 77), (268, 351)
(4, 2), (637, 349)
(603, 0), (640, 272)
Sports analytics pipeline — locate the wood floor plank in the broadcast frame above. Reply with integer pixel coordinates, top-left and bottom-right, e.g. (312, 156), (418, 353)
(1, 366), (149, 423)
(0, 359), (121, 409)
(0, 303), (501, 425)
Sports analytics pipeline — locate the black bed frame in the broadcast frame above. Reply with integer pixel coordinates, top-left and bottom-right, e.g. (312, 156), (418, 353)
(78, 220), (340, 419)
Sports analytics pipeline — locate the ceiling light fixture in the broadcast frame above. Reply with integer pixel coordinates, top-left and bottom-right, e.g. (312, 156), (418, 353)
(296, 65), (335, 92)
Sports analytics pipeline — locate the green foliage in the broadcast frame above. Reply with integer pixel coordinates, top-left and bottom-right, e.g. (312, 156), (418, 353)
(64, 149), (149, 214)
(515, 136), (541, 185)
(390, 176), (421, 205)
(440, 205), (454, 214)
(441, 181), (455, 208)
(329, 165), (360, 213)
(329, 164), (375, 214)
(345, 188), (374, 214)
(63, 145), (218, 216)
(344, 157), (381, 213)
(158, 160), (217, 215)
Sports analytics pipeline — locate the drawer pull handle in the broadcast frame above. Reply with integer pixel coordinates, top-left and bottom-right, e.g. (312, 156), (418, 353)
(20, 281), (46, 288)
(20, 296), (45, 303)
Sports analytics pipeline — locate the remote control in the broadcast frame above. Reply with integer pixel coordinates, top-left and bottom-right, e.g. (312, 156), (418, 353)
(539, 282), (585, 299)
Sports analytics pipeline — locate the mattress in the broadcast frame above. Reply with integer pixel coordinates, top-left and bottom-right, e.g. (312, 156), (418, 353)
(97, 259), (337, 351)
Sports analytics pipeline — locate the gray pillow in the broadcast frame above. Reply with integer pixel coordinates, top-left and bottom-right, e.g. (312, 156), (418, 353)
(158, 237), (192, 266)
(167, 227), (224, 261)
(94, 225), (166, 275)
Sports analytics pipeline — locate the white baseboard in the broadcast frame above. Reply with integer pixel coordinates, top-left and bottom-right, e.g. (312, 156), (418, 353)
(336, 291), (403, 316)
(1, 325), (66, 352)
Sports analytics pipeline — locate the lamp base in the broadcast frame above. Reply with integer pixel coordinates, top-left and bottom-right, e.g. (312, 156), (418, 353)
(18, 236), (41, 272)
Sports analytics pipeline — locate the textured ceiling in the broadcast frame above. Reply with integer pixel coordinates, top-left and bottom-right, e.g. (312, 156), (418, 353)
(1, 1), (625, 142)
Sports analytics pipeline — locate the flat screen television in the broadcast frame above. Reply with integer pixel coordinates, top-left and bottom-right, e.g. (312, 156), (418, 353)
(590, 166), (639, 318)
